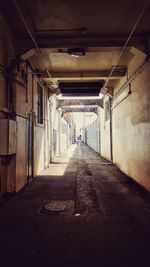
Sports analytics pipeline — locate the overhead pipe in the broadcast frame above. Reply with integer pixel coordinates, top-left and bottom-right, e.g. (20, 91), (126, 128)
(13, 0), (52, 80)
(0, 63), (27, 88)
(103, 0), (149, 89)
(113, 55), (149, 101)
(111, 55), (150, 110)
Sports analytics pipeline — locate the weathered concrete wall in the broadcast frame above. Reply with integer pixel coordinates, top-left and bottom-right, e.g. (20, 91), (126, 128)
(113, 60), (150, 191)
(98, 49), (150, 191)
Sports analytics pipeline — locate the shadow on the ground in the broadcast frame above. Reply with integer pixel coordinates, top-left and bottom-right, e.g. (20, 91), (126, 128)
(0, 143), (150, 267)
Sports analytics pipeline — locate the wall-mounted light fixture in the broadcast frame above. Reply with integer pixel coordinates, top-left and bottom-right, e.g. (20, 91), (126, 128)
(67, 48), (86, 58)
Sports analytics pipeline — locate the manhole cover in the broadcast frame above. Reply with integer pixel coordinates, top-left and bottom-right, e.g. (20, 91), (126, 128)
(44, 201), (69, 212)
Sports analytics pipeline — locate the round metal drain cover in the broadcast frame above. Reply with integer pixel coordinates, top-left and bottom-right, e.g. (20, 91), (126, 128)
(44, 201), (69, 212)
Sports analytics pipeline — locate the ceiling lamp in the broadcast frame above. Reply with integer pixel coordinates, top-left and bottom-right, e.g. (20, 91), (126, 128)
(67, 48), (86, 58)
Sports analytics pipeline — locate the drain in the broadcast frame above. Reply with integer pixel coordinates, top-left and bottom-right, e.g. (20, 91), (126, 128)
(40, 200), (74, 215)
(44, 201), (70, 212)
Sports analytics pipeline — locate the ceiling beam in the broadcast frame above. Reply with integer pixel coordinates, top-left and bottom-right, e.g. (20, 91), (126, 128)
(17, 34), (148, 55)
(39, 68), (127, 79)
(57, 99), (103, 108)
(61, 106), (98, 116)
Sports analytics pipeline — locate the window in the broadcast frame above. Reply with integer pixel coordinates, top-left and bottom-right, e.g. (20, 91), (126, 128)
(37, 83), (43, 124)
(105, 100), (110, 121)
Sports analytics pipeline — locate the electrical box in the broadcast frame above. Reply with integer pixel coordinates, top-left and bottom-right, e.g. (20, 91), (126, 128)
(0, 119), (17, 155)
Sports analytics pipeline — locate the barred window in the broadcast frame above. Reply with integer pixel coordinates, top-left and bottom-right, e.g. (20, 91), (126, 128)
(37, 83), (43, 124)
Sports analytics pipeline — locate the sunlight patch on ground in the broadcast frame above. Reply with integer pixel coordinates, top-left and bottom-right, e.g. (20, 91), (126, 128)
(39, 164), (68, 176)
(39, 144), (77, 176)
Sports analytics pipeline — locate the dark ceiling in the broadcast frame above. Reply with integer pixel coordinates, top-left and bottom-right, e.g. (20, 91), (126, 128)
(0, 0), (149, 95)
(59, 81), (104, 96)
(1, 0), (150, 51)
(1, 0), (150, 35)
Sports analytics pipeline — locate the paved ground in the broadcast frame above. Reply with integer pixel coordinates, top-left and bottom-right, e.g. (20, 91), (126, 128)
(0, 143), (150, 267)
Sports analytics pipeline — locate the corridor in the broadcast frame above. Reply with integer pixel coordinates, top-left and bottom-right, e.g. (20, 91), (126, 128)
(0, 143), (150, 267)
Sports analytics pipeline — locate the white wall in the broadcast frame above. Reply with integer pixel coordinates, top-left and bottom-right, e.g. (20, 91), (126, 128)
(15, 117), (28, 192)
(61, 118), (68, 153)
(86, 116), (100, 153)
(99, 51), (150, 191)
(100, 96), (111, 161)
(50, 95), (59, 158)
(34, 80), (50, 175)
(49, 96), (70, 159)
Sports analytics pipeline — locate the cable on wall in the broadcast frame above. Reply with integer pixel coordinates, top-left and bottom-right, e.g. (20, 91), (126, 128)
(103, 0), (150, 89)
(13, 0), (52, 79)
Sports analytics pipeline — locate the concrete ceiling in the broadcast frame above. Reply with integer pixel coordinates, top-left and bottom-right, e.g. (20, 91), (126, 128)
(31, 47), (133, 72)
(30, 46), (133, 89)
(1, 0), (150, 37)
(1, 0), (150, 94)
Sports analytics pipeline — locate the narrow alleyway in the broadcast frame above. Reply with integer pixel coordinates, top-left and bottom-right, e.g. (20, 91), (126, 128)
(0, 143), (150, 267)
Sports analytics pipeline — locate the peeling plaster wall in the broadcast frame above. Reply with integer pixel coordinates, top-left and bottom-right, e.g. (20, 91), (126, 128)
(113, 60), (150, 191)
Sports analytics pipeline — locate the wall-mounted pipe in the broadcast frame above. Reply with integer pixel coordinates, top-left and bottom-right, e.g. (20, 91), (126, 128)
(0, 63), (26, 88)
(111, 56), (150, 109)
(112, 88), (131, 110)
(113, 56), (149, 101)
